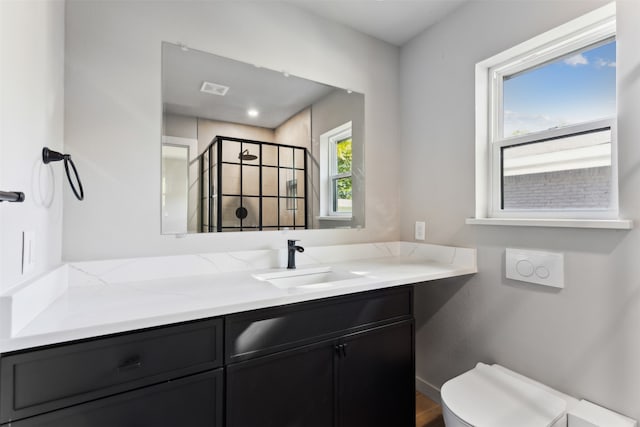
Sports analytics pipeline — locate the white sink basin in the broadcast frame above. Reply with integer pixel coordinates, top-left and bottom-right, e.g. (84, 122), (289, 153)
(252, 266), (359, 289)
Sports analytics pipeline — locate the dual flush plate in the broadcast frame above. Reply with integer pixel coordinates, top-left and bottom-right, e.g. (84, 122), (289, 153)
(506, 248), (564, 288)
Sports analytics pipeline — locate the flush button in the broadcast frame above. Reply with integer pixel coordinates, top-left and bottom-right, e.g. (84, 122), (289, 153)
(505, 248), (564, 288)
(516, 259), (534, 277)
(535, 265), (550, 279)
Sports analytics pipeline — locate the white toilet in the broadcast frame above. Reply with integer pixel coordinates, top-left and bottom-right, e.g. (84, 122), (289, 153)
(440, 362), (640, 427)
(441, 363), (576, 427)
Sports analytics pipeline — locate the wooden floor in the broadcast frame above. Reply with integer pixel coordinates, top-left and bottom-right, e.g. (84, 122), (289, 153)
(416, 391), (445, 427)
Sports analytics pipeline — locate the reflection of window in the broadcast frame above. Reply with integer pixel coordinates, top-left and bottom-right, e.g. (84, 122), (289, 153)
(330, 134), (352, 214)
(476, 4), (617, 219)
(320, 122), (352, 217)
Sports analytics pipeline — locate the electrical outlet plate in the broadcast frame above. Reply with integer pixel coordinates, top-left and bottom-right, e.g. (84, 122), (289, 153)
(22, 231), (35, 275)
(505, 248), (564, 288)
(415, 221), (426, 240)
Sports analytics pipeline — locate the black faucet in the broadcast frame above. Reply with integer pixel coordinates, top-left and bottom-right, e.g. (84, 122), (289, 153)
(287, 240), (305, 269)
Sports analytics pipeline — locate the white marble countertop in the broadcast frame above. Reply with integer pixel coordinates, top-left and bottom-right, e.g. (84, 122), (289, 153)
(0, 242), (476, 353)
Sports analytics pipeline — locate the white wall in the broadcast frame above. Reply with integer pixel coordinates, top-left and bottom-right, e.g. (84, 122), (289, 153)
(161, 153), (188, 234)
(401, 0), (640, 419)
(63, 0), (400, 260)
(0, 0), (65, 292)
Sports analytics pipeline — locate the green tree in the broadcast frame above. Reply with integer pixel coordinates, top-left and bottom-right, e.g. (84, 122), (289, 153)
(336, 139), (352, 204)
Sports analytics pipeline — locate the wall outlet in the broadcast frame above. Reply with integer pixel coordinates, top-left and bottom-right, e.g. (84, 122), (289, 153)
(22, 231), (35, 275)
(414, 221), (426, 241)
(505, 248), (564, 288)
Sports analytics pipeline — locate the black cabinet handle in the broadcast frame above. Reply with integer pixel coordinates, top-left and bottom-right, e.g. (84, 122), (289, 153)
(118, 356), (143, 372)
(334, 344), (348, 358)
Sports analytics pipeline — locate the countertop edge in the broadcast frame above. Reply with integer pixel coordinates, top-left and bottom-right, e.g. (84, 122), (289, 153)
(0, 265), (476, 354)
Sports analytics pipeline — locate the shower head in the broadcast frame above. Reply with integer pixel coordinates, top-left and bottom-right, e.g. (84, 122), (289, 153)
(239, 149), (258, 161)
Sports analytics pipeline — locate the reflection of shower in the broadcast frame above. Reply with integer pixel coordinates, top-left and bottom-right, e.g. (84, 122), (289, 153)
(199, 136), (308, 232)
(238, 149), (258, 161)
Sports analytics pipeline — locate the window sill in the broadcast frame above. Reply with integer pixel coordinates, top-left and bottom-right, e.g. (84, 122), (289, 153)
(318, 216), (353, 221)
(465, 217), (633, 229)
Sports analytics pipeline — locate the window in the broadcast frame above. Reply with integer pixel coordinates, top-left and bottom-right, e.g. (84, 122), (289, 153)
(474, 3), (623, 224)
(330, 131), (352, 214)
(320, 122), (353, 217)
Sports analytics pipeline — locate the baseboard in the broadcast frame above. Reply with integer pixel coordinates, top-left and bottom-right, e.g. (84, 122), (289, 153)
(415, 375), (441, 404)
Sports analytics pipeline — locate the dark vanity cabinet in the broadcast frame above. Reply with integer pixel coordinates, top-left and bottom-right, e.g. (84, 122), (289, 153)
(0, 286), (414, 427)
(225, 286), (415, 427)
(0, 319), (224, 427)
(336, 321), (414, 427)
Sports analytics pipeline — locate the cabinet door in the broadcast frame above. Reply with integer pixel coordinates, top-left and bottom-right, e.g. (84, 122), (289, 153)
(337, 320), (414, 427)
(9, 369), (223, 427)
(226, 340), (335, 427)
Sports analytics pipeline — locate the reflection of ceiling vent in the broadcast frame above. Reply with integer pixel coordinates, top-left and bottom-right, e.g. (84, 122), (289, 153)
(200, 81), (229, 96)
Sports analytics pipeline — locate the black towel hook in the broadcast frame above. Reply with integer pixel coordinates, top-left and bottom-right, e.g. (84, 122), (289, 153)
(42, 147), (84, 201)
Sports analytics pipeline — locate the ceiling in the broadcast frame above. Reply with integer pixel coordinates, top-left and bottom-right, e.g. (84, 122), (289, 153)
(162, 1), (467, 126)
(287, 0), (468, 46)
(162, 42), (339, 128)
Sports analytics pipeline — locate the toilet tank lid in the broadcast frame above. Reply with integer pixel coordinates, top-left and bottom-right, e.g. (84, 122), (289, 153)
(441, 363), (567, 427)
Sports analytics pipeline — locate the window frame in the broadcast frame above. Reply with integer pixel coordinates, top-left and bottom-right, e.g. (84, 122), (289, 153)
(491, 119), (616, 217)
(319, 121), (353, 218)
(328, 127), (353, 215)
(477, 3), (618, 221)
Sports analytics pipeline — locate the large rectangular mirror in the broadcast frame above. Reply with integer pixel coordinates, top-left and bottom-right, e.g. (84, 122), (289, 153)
(161, 42), (365, 234)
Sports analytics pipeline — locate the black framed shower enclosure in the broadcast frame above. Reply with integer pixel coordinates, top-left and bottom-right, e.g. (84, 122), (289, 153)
(199, 136), (308, 232)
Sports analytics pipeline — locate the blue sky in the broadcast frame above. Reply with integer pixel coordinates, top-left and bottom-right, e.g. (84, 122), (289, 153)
(503, 41), (616, 137)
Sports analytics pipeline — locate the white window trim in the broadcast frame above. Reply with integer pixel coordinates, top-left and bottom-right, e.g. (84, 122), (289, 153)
(469, 2), (631, 228)
(320, 121), (353, 217)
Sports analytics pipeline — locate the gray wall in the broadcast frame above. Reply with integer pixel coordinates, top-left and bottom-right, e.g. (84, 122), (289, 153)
(311, 89), (365, 229)
(162, 113), (197, 139)
(401, 0), (640, 419)
(63, 1), (400, 260)
(197, 119), (275, 155)
(0, 1), (65, 292)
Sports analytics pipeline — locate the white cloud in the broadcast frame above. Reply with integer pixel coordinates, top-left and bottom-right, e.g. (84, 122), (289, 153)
(595, 58), (616, 68)
(564, 53), (589, 66)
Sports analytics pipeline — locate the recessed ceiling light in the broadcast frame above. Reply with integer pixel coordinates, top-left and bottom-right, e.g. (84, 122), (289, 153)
(247, 109), (259, 117)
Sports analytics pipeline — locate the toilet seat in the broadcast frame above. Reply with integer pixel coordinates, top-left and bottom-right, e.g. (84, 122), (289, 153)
(441, 363), (568, 427)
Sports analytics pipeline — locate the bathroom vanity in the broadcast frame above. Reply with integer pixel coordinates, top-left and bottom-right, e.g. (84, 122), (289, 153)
(0, 242), (476, 426)
(1, 287), (413, 427)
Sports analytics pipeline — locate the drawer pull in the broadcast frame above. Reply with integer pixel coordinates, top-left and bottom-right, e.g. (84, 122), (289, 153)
(118, 357), (143, 373)
(334, 344), (348, 358)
